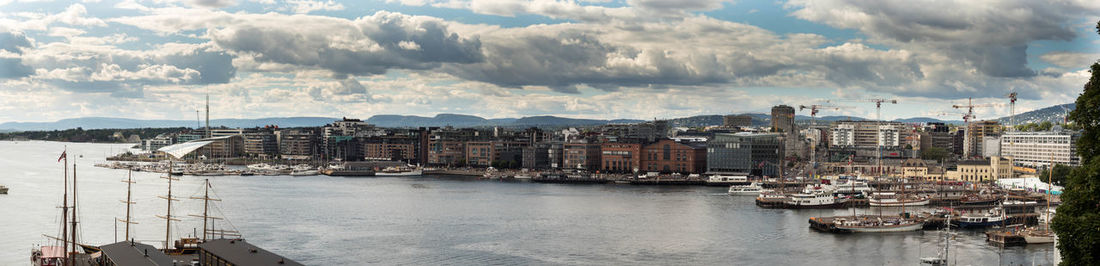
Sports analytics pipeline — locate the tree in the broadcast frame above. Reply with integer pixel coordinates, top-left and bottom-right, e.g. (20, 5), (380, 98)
(1038, 164), (1073, 186)
(920, 147), (949, 161)
(1052, 20), (1100, 265)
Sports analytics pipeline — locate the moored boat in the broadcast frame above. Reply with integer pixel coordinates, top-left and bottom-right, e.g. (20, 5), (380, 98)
(706, 175), (751, 186)
(728, 182), (763, 196)
(375, 166), (423, 176)
(868, 192), (930, 207)
(953, 207), (1006, 229)
(755, 189), (788, 208)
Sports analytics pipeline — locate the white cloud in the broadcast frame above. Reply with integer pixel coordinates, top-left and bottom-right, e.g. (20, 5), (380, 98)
(285, 0), (344, 14)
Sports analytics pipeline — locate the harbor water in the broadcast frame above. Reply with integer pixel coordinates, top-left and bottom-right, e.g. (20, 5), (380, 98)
(0, 141), (1059, 265)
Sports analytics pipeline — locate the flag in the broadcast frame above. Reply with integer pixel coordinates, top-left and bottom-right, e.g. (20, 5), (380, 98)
(57, 151), (66, 162)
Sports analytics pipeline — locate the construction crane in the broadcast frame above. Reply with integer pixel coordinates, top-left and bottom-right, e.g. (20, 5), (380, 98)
(832, 99), (898, 177)
(1006, 92), (1017, 130)
(799, 104), (852, 178)
(951, 97), (1005, 124)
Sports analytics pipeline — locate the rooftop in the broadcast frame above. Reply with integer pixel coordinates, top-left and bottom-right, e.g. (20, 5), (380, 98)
(199, 239), (302, 266)
(98, 241), (174, 266)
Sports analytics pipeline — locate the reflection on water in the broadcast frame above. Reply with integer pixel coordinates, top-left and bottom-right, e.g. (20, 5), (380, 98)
(0, 141), (1058, 265)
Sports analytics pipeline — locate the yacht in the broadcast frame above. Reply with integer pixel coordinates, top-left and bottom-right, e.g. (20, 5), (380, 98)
(869, 192), (930, 207)
(706, 175), (751, 186)
(954, 207), (1006, 229)
(728, 182), (763, 196)
(375, 166), (423, 176)
(784, 185), (846, 209)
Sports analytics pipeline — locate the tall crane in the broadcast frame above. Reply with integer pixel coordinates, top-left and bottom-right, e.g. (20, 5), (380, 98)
(952, 97), (1006, 158)
(833, 99), (897, 177)
(799, 104), (851, 178)
(1006, 92), (1017, 130)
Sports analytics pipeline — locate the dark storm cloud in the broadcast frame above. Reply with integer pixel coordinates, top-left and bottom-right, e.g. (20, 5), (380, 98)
(0, 30), (34, 79)
(210, 12), (482, 77)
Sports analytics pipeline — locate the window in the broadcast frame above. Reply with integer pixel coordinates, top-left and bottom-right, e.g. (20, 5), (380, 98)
(663, 144), (671, 160)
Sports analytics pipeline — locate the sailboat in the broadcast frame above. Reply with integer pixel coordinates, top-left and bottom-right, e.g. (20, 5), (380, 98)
(920, 214), (953, 265)
(32, 150), (92, 266)
(1021, 158), (1057, 244)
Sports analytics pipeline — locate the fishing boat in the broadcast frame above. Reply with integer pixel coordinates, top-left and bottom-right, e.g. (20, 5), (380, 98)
(868, 192), (930, 207)
(728, 182), (763, 196)
(953, 207), (1006, 229)
(705, 175), (751, 186)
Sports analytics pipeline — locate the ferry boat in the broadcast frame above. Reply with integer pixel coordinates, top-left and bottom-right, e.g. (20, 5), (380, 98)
(954, 207), (1006, 229)
(833, 179), (872, 197)
(728, 182), (763, 196)
(706, 175), (751, 186)
(868, 192), (930, 207)
(784, 190), (847, 209)
(375, 166), (423, 176)
(755, 189), (788, 208)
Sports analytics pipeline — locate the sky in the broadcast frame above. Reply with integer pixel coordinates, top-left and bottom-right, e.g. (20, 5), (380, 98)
(1, 0), (1098, 123)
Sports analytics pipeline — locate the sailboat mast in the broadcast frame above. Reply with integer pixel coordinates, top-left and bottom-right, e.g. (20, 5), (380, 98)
(165, 170), (173, 250)
(202, 179), (210, 241)
(71, 163), (78, 260)
(61, 150), (68, 264)
(1046, 154), (1053, 229)
(125, 169), (133, 240)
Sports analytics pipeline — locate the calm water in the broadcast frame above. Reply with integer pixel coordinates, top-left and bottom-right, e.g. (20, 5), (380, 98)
(1, 141), (1060, 265)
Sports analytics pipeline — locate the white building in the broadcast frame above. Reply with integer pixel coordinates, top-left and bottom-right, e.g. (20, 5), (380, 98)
(982, 136), (1001, 158)
(877, 124), (900, 147)
(830, 124), (855, 147)
(999, 130), (1081, 168)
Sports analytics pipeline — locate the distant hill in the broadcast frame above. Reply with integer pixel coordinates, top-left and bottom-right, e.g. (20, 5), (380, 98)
(991, 103), (1075, 126)
(0, 103), (1075, 132)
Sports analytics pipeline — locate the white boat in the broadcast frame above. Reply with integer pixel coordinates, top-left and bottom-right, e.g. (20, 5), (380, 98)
(868, 192), (930, 207)
(785, 189), (847, 209)
(728, 182), (763, 195)
(834, 179), (873, 196)
(706, 175), (750, 186)
(289, 169), (319, 176)
(513, 174), (533, 179)
(375, 167), (423, 176)
(831, 216), (923, 233)
(954, 207), (1006, 229)
(1022, 229), (1055, 244)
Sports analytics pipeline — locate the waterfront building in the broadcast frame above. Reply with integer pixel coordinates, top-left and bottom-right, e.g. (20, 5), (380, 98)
(724, 114), (753, 127)
(999, 130), (1082, 167)
(362, 135), (417, 162)
(962, 120), (1001, 158)
(428, 140), (466, 166)
(277, 129), (321, 160)
(546, 142), (564, 168)
(96, 241), (174, 265)
(522, 142), (556, 169)
(599, 120), (669, 142)
(563, 142), (601, 170)
(177, 133), (204, 143)
(982, 136), (1001, 158)
(198, 239), (303, 266)
(944, 156), (1014, 182)
(640, 139), (707, 174)
(600, 141), (643, 173)
(243, 131), (278, 158)
(466, 141), (494, 166)
(706, 132), (782, 176)
(143, 133), (176, 152)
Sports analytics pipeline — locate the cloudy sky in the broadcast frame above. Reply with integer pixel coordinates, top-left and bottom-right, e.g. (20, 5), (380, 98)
(1, 0), (1098, 123)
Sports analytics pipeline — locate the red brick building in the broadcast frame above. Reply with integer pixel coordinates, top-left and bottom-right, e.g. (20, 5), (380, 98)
(564, 142), (601, 170)
(601, 142), (642, 173)
(428, 140), (465, 166)
(640, 139), (707, 174)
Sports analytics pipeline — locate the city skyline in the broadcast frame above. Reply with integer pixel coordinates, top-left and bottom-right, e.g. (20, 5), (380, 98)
(1, 0), (1099, 123)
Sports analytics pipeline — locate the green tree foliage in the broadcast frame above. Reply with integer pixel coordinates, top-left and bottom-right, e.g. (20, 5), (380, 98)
(1052, 21), (1100, 264)
(920, 147), (949, 161)
(1038, 164), (1073, 186)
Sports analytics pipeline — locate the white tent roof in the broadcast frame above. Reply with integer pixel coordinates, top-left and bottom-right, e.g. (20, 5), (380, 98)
(157, 140), (213, 159)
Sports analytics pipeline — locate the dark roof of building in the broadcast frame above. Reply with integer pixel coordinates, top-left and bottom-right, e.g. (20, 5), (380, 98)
(958, 159), (990, 166)
(98, 241), (174, 266)
(199, 239), (302, 266)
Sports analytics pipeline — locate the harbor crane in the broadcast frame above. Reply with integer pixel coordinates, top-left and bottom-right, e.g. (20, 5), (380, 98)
(951, 97), (1005, 124)
(799, 104), (852, 178)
